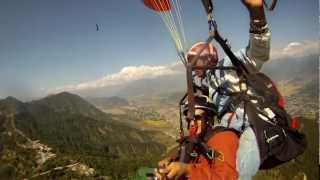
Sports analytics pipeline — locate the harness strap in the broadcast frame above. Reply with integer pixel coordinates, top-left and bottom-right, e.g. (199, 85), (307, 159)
(227, 112), (235, 127)
(178, 126), (240, 163)
(263, 0), (278, 11)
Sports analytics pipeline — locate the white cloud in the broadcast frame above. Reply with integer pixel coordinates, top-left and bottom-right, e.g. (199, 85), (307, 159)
(48, 63), (184, 94)
(272, 40), (319, 60)
(48, 40), (318, 95)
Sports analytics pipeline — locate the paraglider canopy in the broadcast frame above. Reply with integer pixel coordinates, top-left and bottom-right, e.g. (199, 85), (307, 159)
(143, 0), (171, 12)
(143, 0), (187, 66)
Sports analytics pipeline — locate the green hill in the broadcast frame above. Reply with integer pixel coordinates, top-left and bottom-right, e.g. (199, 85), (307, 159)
(87, 96), (129, 108)
(31, 92), (108, 120)
(0, 92), (165, 179)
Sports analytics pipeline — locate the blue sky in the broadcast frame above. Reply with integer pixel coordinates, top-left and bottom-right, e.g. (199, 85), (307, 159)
(0, 0), (318, 99)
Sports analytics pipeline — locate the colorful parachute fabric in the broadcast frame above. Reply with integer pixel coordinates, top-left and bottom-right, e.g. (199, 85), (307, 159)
(143, 0), (187, 65)
(143, 0), (171, 12)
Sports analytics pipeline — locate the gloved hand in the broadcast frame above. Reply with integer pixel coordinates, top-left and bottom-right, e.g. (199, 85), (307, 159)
(158, 157), (172, 169)
(155, 162), (190, 180)
(165, 162), (190, 179)
(154, 167), (168, 180)
(241, 0), (263, 9)
(241, 0), (266, 27)
(155, 157), (173, 180)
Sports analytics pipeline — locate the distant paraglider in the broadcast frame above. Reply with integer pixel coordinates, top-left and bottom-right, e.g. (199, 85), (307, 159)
(96, 24), (100, 31)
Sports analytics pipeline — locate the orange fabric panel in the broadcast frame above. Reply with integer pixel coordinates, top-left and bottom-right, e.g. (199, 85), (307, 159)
(143, 0), (171, 12)
(188, 131), (239, 180)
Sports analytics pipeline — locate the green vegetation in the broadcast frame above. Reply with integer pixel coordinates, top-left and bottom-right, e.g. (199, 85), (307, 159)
(0, 93), (166, 179)
(87, 96), (129, 108)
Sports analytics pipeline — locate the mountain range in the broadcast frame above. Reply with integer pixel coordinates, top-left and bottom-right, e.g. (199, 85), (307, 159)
(68, 54), (318, 99)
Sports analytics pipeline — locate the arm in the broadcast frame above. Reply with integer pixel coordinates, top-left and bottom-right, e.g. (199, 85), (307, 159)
(243, 0), (271, 70)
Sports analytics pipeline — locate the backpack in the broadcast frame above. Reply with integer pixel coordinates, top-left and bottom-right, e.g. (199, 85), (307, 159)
(237, 72), (307, 169)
